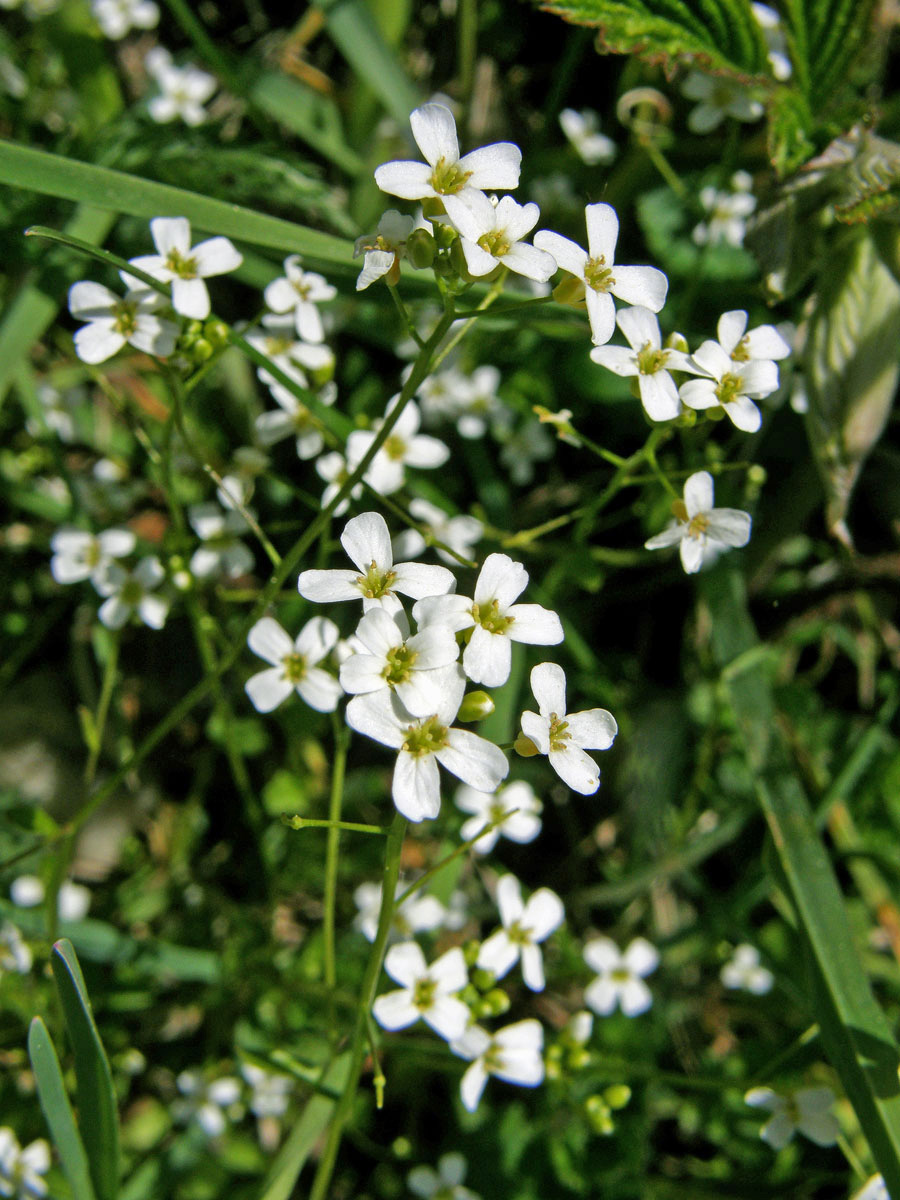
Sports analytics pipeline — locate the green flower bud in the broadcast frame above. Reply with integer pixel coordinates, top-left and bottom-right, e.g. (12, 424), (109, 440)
(462, 940), (481, 969)
(585, 1095), (614, 1135)
(406, 227), (436, 270)
(421, 197), (448, 222)
(203, 318), (230, 348)
(514, 732), (539, 757)
(676, 407), (697, 428)
(484, 988), (511, 1017)
(449, 237), (474, 281)
(192, 337), (214, 362)
(748, 464), (767, 486)
(471, 967), (495, 992)
(664, 330), (689, 353)
(604, 1084), (631, 1110)
(458, 690), (495, 722)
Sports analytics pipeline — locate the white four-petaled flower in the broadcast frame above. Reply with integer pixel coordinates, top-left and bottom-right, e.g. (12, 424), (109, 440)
(346, 399), (450, 496)
(91, 0), (158, 38)
(589, 306), (694, 422)
(644, 470), (751, 575)
(372, 941), (469, 1041)
(147, 57), (216, 126)
(559, 108), (616, 166)
(124, 217), (242, 320)
(451, 1019), (544, 1112)
(477, 874), (564, 991)
(0, 1127), (51, 1199)
(94, 556), (169, 630)
(744, 1085), (840, 1149)
(339, 608), (460, 716)
(520, 662), (617, 794)
(443, 192), (556, 282)
(263, 256), (336, 343)
(50, 527), (136, 587)
(583, 936), (659, 1016)
(68, 281), (178, 364)
(354, 210), (416, 291)
(407, 1152), (481, 1200)
(245, 616), (342, 713)
(454, 779), (542, 854)
(720, 944), (774, 995)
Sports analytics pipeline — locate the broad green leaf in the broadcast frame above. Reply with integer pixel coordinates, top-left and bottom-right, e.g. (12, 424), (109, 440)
(259, 1055), (350, 1200)
(0, 141), (354, 270)
(704, 569), (900, 1196)
(28, 1017), (98, 1200)
(316, 0), (421, 126)
(534, 0), (770, 78)
(782, 0), (875, 107)
(803, 231), (900, 544)
(51, 940), (120, 1200)
(247, 73), (366, 177)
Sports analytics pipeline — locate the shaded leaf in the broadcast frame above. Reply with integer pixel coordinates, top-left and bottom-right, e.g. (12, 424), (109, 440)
(781, 0), (875, 107)
(28, 1017), (98, 1200)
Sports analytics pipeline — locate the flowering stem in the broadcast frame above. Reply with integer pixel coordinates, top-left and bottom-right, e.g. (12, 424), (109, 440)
(642, 141), (688, 200)
(308, 811), (407, 1200)
(457, 0), (477, 99)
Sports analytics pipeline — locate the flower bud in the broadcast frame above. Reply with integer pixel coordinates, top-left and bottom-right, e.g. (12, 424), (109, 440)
(471, 967), (495, 991)
(514, 733), (539, 757)
(664, 330), (689, 353)
(421, 197), (448, 222)
(585, 1095), (614, 1135)
(192, 337), (214, 362)
(463, 939), (481, 969)
(553, 275), (587, 307)
(449, 237), (475, 282)
(604, 1084), (631, 1110)
(676, 407), (697, 428)
(406, 228), (436, 270)
(458, 690), (495, 722)
(706, 406), (726, 422)
(203, 318), (230, 348)
(484, 988), (511, 1017)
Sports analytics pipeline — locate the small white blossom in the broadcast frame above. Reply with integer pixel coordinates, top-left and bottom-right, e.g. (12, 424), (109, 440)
(415, 365), (475, 425)
(353, 879), (446, 943)
(442, 192), (556, 282)
(50, 527), (135, 587)
(692, 171), (757, 248)
(851, 1176), (889, 1200)
(339, 608), (460, 717)
(0, 1128), (50, 1199)
(721, 944), (774, 995)
(0, 922), (32, 976)
(715, 309), (791, 365)
(298, 511), (454, 617)
(354, 210), (416, 291)
(392, 499), (484, 567)
(124, 217), (242, 320)
(174, 1072), (242, 1138)
(91, 0), (158, 39)
(583, 936), (659, 1016)
(744, 1086), (840, 1149)
(255, 380), (336, 462)
(413, 553), (563, 689)
(559, 108), (616, 165)
(148, 60), (216, 126)
(535, 203), (668, 345)
(681, 72), (764, 133)
(644, 470), (752, 574)
(374, 102), (521, 202)
(13, 878), (91, 922)
(589, 306), (695, 422)
(680, 338), (778, 432)
(454, 779), (542, 854)
(188, 503), (254, 580)
(477, 874), (564, 991)
(315, 450), (363, 516)
(68, 282), (177, 364)
(264, 256), (336, 343)
(520, 662), (617, 795)
(451, 1019), (544, 1112)
(240, 1063), (292, 1119)
(346, 399), (450, 496)
(95, 556), (169, 630)
(408, 1152), (481, 1200)
(752, 3), (792, 80)
(373, 942), (470, 1041)
(497, 417), (553, 484)
(245, 616), (342, 714)
(454, 365), (506, 439)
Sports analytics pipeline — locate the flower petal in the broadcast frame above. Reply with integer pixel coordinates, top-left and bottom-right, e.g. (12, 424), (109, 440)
(438, 729), (509, 792)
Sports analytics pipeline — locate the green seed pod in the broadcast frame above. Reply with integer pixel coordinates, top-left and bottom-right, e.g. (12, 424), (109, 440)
(407, 227), (436, 270)
(203, 318), (230, 348)
(514, 733), (540, 757)
(458, 690), (495, 722)
(484, 988), (511, 1017)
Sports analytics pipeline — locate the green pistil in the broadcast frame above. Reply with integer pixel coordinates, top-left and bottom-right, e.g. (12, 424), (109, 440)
(611, 967), (632, 983)
(383, 643), (418, 686)
(282, 652), (308, 684)
(384, 434), (407, 461)
(413, 976), (437, 1009)
(477, 230), (511, 258)
(507, 920), (531, 947)
(482, 1041), (502, 1072)
(429, 157), (473, 196)
(489, 800), (507, 825)
(731, 336), (750, 363)
(293, 406), (312, 431)
(165, 247), (198, 279)
(636, 342), (668, 375)
(471, 598), (515, 636)
(548, 712), (570, 753)
(714, 372), (743, 406)
(584, 255), (615, 293)
(355, 561), (397, 600)
(113, 301), (138, 337)
(402, 715), (449, 757)
(119, 578), (144, 606)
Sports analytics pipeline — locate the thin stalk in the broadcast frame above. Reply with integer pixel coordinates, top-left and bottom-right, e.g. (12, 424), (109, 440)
(429, 271), (506, 372)
(457, 0), (477, 101)
(395, 808), (518, 905)
(83, 632), (119, 785)
(283, 816), (388, 836)
(323, 717), (349, 1028)
(387, 282), (424, 348)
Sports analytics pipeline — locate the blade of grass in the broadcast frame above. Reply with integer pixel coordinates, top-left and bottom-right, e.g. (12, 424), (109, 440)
(703, 567), (900, 1195)
(248, 73), (365, 176)
(28, 1017), (98, 1200)
(315, 0), (420, 126)
(50, 939), (120, 1200)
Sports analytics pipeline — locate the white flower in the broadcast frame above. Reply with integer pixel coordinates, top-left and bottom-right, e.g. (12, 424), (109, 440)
(721, 944), (774, 995)
(255, 381), (336, 462)
(392, 499), (484, 567)
(148, 60), (216, 126)
(175, 1072), (243, 1138)
(124, 217), (242, 320)
(589, 306), (695, 422)
(298, 511), (454, 618)
(752, 3), (792, 80)
(477, 874), (564, 991)
(345, 672), (509, 822)
(68, 281), (177, 364)
(534, 204), (668, 346)
(353, 878), (446, 943)
(339, 608), (459, 716)
(50, 526), (135, 586)
(559, 108), (616, 165)
(264, 256), (336, 343)
(451, 1019), (544, 1112)
(715, 309), (791, 365)
(497, 417), (553, 484)
(346, 399), (450, 496)
(583, 936), (659, 1016)
(851, 1176), (889, 1200)
(240, 1063), (292, 1118)
(13, 877), (92, 922)
(454, 365), (506, 439)
(188, 503), (254, 580)
(415, 365), (475, 425)
(413, 553), (563, 689)
(520, 663), (617, 795)
(245, 616), (342, 714)
(0, 922), (32, 976)
(354, 210), (417, 291)
(644, 470), (752, 574)
(744, 1085), (840, 1149)
(315, 450), (364, 516)
(679, 339), (778, 432)
(91, 0), (158, 38)
(0, 1127), (50, 1199)
(442, 192), (556, 282)
(373, 942), (470, 1041)
(681, 72), (764, 134)
(374, 102), (521, 202)
(692, 172), (756, 248)
(95, 556), (169, 630)
(566, 1010), (594, 1045)
(455, 779), (542, 854)
(408, 1152), (481, 1200)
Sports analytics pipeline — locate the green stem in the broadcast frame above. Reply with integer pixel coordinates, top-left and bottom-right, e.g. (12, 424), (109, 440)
(387, 282), (424, 348)
(457, 0), (477, 100)
(429, 271), (505, 373)
(283, 816), (388, 835)
(323, 717), (349, 1025)
(308, 811), (407, 1200)
(395, 807), (518, 905)
(83, 632), (119, 785)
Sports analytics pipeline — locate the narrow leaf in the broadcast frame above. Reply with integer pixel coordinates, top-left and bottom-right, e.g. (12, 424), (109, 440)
(316, 0), (421, 126)
(247, 73), (365, 176)
(28, 1017), (98, 1200)
(51, 939), (120, 1200)
(259, 1055), (350, 1200)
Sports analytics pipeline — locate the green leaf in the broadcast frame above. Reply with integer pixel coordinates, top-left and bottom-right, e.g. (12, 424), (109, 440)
(316, 0), (421, 126)
(803, 230), (900, 544)
(259, 1055), (350, 1200)
(28, 1017), (98, 1200)
(534, 0), (770, 77)
(247, 73), (365, 177)
(0, 141), (354, 270)
(782, 0), (875, 107)
(766, 86), (815, 177)
(704, 569), (900, 1197)
(50, 940), (120, 1200)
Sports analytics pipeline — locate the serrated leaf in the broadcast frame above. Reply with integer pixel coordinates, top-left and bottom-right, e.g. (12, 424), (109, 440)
(535, 0), (770, 78)
(767, 87), (815, 177)
(782, 0), (875, 106)
(803, 231), (900, 544)
(28, 1017), (98, 1200)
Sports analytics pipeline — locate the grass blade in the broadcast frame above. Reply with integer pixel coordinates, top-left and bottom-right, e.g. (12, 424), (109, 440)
(27, 1017), (98, 1200)
(317, 0), (420, 126)
(51, 939), (120, 1200)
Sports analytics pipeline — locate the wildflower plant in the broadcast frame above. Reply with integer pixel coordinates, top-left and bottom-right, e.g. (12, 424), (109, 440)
(2, 2), (900, 1198)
